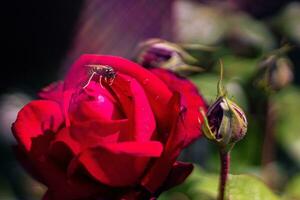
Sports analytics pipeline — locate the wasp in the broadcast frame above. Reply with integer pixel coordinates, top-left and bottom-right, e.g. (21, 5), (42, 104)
(82, 64), (116, 89)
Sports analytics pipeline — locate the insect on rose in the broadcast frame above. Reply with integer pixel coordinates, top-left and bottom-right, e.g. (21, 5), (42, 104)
(83, 64), (117, 89)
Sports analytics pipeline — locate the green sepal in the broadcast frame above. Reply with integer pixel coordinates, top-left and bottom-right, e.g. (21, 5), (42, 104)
(200, 108), (216, 141)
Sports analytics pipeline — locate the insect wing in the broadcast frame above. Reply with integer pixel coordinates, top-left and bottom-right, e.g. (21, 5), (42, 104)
(64, 61), (99, 91)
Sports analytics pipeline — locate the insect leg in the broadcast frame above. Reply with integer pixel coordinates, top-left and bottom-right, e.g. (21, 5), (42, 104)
(99, 75), (104, 88)
(83, 72), (96, 89)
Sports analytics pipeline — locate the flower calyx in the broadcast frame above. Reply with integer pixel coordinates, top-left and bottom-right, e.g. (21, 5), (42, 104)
(200, 61), (247, 151)
(136, 38), (203, 75)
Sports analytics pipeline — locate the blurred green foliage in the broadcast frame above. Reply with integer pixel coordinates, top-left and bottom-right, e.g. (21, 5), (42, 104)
(274, 86), (300, 166)
(283, 174), (300, 199)
(161, 1), (300, 199)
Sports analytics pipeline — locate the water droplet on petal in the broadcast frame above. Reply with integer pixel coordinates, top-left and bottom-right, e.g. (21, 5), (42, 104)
(97, 95), (105, 103)
(180, 105), (187, 113)
(179, 105), (187, 121)
(143, 78), (149, 85)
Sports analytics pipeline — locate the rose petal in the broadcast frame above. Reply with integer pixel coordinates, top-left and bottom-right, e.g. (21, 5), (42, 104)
(14, 146), (102, 200)
(151, 68), (207, 146)
(34, 157), (103, 200)
(71, 119), (128, 148)
(39, 81), (64, 103)
(141, 93), (187, 193)
(111, 74), (156, 141)
(76, 141), (163, 187)
(120, 187), (154, 200)
(51, 128), (80, 155)
(69, 81), (123, 121)
(63, 90), (74, 127)
(12, 100), (64, 152)
(12, 100), (104, 199)
(63, 54), (173, 129)
(100, 141), (163, 157)
(51, 117), (129, 159)
(158, 162), (193, 193)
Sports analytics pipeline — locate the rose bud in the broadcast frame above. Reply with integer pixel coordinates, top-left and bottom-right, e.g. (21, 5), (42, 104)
(136, 38), (203, 75)
(200, 63), (247, 150)
(256, 54), (294, 92)
(202, 97), (247, 149)
(12, 55), (206, 200)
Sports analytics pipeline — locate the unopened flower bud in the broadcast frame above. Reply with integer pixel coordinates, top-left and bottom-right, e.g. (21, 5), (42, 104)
(256, 49), (294, 92)
(136, 38), (203, 74)
(200, 61), (247, 150)
(201, 97), (247, 148)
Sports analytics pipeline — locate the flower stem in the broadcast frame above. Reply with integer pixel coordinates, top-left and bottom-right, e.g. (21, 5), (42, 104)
(261, 99), (276, 166)
(218, 150), (230, 200)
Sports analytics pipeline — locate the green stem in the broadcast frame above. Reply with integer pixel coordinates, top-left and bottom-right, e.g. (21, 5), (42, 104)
(218, 150), (230, 200)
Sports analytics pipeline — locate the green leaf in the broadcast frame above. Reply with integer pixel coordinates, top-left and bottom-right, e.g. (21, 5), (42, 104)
(158, 167), (218, 200)
(158, 166), (279, 200)
(283, 174), (300, 200)
(226, 175), (279, 200)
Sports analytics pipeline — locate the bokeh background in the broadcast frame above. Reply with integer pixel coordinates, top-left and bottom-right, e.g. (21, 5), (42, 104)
(1, 0), (300, 199)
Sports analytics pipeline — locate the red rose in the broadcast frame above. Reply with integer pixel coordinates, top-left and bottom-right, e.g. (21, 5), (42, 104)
(12, 55), (206, 200)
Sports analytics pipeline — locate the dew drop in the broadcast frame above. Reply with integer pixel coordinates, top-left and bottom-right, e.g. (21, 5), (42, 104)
(97, 95), (105, 103)
(180, 105), (187, 114)
(143, 78), (149, 85)
(179, 105), (187, 121)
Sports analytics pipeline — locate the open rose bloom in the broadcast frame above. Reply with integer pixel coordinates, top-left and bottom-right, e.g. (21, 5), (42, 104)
(12, 55), (206, 200)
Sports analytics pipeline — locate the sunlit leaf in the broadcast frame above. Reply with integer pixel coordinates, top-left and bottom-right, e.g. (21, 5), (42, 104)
(283, 174), (300, 200)
(159, 166), (279, 200)
(226, 175), (279, 200)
